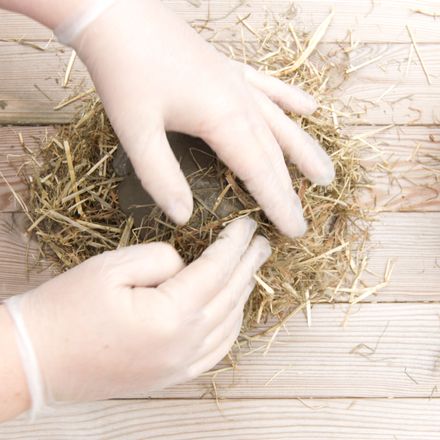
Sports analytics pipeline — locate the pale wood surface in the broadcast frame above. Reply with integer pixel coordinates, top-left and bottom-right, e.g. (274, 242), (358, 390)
(133, 302), (440, 399)
(2, 294), (440, 400)
(1, 212), (439, 300)
(2, 398), (440, 440)
(0, 126), (54, 211)
(335, 43), (440, 126)
(1, 0), (440, 43)
(1, 126), (439, 213)
(0, 1), (440, 438)
(0, 41), (439, 125)
(0, 213), (52, 298)
(0, 42), (89, 124)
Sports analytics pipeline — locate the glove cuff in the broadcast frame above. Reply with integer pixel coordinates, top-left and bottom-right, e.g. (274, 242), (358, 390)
(5, 294), (46, 420)
(54, 0), (119, 45)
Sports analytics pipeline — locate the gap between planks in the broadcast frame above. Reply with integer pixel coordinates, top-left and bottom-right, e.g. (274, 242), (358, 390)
(2, 211), (440, 300)
(0, 41), (439, 125)
(2, 125), (439, 213)
(1, 0), (440, 43)
(1, 222), (440, 401)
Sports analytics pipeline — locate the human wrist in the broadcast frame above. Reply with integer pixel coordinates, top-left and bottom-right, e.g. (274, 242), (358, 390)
(0, 303), (31, 422)
(0, 0), (101, 32)
(54, 0), (119, 46)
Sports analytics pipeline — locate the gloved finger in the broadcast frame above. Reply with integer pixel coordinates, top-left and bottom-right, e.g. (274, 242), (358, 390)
(200, 235), (271, 335)
(190, 236), (270, 361)
(187, 318), (242, 380)
(252, 89), (335, 186)
(126, 127), (194, 225)
(157, 217), (257, 313)
(248, 104), (295, 192)
(192, 305), (244, 368)
(241, 63), (318, 115)
(193, 282), (250, 363)
(105, 243), (185, 287)
(205, 114), (306, 238)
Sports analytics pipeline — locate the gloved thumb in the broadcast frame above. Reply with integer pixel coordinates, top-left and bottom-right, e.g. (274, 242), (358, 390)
(97, 242), (185, 288)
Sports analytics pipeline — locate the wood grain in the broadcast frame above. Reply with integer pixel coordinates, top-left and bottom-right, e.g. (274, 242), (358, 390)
(0, 2), (439, 437)
(1, 126), (439, 213)
(0, 209), (439, 299)
(0, 42), (90, 124)
(334, 43), (440, 126)
(0, 213), (54, 298)
(353, 125), (440, 212)
(365, 213), (440, 297)
(150, 302), (440, 399)
(1, 0), (440, 43)
(2, 398), (440, 439)
(0, 42), (439, 125)
(0, 127), (55, 212)
(1, 217), (440, 400)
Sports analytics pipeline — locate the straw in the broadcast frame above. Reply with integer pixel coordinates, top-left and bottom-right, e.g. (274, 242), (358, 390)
(411, 7), (440, 18)
(406, 25), (432, 85)
(18, 12), (377, 332)
(63, 50), (77, 88)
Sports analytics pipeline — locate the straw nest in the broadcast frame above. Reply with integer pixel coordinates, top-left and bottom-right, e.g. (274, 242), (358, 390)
(21, 12), (371, 331)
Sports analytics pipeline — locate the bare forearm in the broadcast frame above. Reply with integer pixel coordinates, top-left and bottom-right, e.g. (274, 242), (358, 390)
(0, 304), (30, 423)
(0, 0), (85, 424)
(0, 0), (92, 29)
(0, 0), (82, 423)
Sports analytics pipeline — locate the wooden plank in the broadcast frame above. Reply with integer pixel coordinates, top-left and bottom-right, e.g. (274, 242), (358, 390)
(366, 213), (440, 297)
(2, 398), (440, 439)
(366, 170), (440, 212)
(0, 213), (53, 298)
(0, 127), (55, 212)
(335, 43), (440, 126)
(0, 127), (28, 212)
(0, 10), (51, 40)
(1, 128), (439, 300)
(2, 238), (440, 401)
(353, 125), (440, 212)
(152, 302), (440, 399)
(1, 0), (440, 43)
(0, 42), (90, 124)
(0, 3), (438, 437)
(166, 0), (440, 45)
(0, 213), (439, 300)
(1, 40), (439, 125)
(1, 126), (439, 213)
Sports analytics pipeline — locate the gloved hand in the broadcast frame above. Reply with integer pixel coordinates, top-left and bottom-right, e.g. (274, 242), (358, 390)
(6, 218), (270, 416)
(53, 0), (334, 238)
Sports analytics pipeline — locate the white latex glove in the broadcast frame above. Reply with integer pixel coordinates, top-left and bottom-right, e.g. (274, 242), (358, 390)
(54, 0), (335, 238)
(6, 218), (270, 416)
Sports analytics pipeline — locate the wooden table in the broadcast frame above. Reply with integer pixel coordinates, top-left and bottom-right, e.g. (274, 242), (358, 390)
(0, 1), (439, 438)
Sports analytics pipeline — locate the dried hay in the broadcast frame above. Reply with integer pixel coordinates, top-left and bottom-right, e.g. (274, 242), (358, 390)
(18, 11), (378, 332)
